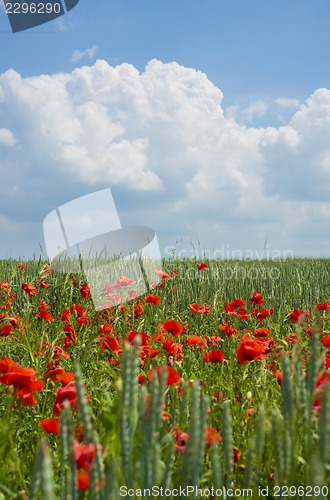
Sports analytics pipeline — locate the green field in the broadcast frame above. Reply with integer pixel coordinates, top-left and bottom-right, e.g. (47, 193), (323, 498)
(0, 257), (329, 499)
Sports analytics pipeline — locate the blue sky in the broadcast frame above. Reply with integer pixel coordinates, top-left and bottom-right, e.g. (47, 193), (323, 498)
(1, 0), (330, 260)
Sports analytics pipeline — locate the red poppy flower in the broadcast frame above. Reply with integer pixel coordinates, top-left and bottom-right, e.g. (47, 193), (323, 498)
(325, 352), (330, 369)
(98, 334), (122, 354)
(253, 328), (269, 337)
(167, 342), (183, 355)
(101, 284), (113, 295)
(219, 324), (237, 338)
(134, 301), (144, 318)
(197, 262), (208, 271)
(124, 288), (137, 299)
(22, 283), (37, 297)
(74, 441), (96, 470)
(249, 292), (263, 305)
(186, 335), (207, 349)
(139, 346), (160, 360)
(155, 270), (171, 281)
(174, 428), (189, 452)
(163, 337), (174, 351)
(305, 326), (322, 337)
(73, 440), (104, 490)
(63, 324), (77, 347)
(236, 308), (250, 320)
(202, 350), (226, 363)
(189, 303), (211, 314)
(53, 381), (78, 415)
(145, 294), (161, 305)
(205, 427), (222, 447)
(225, 298), (245, 312)
(80, 283), (91, 298)
(206, 335), (221, 346)
(225, 300), (248, 318)
(0, 282), (16, 310)
(36, 279), (48, 289)
(0, 357), (21, 373)
(251, 307), (274, 321)
(138, 373), (147, 385)
(233, 447), (240, 462)
(56, 372), (75, 386)
(77, 469), (89, 490)
(43, 365), (65, 382)
(42, 264), (52, 276)
(314, 301), (330, 311)
(148, 365), (181, 385)
(212, 391), (224, 401)
(321, 334), (330, 347)
(39, 417), (61, 435)
(98, 324), (113, 337)
(289, 308), (309, 324)
(313, 372), (330, 410)
(170, 269), (179, 277)
(236, 336), (270, 364)
(284, 333), (299, 344)
(36, 310), (54, 322)
(162, 319), (184, 336)
(69, 304), (87, 318)
(0, 367), (43, 390)
(115, 276), (134, 288)
(126, 331), (149, 346)
(18, 392), (37, 406)
(0, 363), (44, 406)
(0, 323), (12, 336)
(61, 309), (71, 323)
(38, 299), (50, 311)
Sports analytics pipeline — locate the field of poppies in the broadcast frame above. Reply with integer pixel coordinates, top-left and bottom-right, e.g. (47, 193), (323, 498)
(0, 257), (330, 499)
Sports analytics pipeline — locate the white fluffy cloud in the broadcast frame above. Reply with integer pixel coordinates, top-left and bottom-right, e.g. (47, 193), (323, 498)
(0, 59), (330, 258)
(71, 45), (98, 62)
(275, 97), (300, 108)
(242, 100), (268, 121)
(0, 128), (16, 146)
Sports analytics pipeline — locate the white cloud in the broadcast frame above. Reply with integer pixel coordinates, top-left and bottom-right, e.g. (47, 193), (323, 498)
(0, 128), (16, 147)
(71, 45), (98, 62)
(261, 88), (330, 201)
(275, 97), (300, 108)
(0, 60), (330, 258)
(242, 100), (268, 121)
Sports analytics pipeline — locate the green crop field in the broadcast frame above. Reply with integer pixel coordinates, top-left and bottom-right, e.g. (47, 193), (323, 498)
(0, 257), (329, 499)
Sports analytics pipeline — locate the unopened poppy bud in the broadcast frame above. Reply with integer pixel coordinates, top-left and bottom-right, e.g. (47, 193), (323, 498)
(167, 355), (174, 366)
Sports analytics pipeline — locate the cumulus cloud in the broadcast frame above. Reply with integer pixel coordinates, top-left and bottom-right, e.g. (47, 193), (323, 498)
(0, 59), (330, 258)
(71, 45), (98, 62)
(261, 88), (330, 201)
(275, 97), (300, 108)
(242, 100), (268, 122)
(0, 128), (16, 147)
